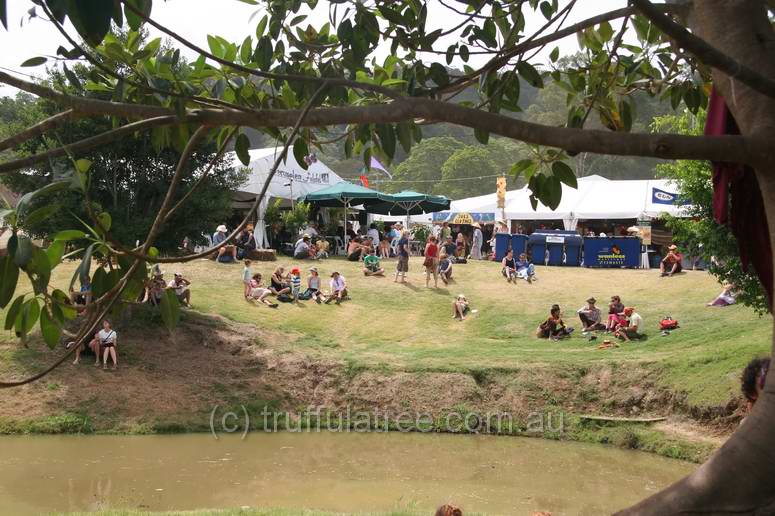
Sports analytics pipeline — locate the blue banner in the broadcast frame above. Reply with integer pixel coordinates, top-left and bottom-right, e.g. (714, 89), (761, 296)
(583, 238), (641, 268)
(651, 187), (688, 206)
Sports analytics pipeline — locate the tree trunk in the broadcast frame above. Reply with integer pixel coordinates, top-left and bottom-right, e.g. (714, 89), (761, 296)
(621, 1), (775, 513)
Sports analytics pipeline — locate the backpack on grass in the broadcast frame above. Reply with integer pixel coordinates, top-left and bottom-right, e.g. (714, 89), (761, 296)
(659, 317), (679, 330)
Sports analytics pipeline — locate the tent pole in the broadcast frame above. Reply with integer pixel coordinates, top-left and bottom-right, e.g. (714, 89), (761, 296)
(343, 199), (348, 253)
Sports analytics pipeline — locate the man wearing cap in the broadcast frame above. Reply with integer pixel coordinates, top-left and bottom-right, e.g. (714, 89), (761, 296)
(212, 224), (237, 262)
(167, 272), (192, 307)
(577, 297), (605, 332)
(616, 307), (644, 341)
(660, 244), (683, 276)
(471, 223), (483, 260)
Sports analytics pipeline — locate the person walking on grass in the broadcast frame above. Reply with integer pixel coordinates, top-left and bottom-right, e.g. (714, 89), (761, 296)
(394, 230), (410, 283)
(501, 249), (517, 283)
(424, 235), (440, 288)
(248, 273), (278, 308)
(326, 271), (348, 304)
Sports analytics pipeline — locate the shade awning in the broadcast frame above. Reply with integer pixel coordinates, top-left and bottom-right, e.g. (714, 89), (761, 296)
(298, 181), (383, 207)
(363, 190), (450, 215)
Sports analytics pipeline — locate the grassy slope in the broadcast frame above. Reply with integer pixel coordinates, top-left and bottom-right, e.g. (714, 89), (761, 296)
(180, 257), (771, 408)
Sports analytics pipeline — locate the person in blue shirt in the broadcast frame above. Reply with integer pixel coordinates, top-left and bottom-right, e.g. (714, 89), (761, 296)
(515, 252), (536, 284)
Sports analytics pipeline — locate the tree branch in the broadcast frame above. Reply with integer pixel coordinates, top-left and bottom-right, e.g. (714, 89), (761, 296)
(632, 0), (775, 100)
(0, 109), (75, 153)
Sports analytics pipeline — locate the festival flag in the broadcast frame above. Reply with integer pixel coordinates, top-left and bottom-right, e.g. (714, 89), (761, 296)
(369, 156), (392, 178)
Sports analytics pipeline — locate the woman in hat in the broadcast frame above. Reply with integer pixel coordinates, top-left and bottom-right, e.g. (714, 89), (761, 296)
(660, 244), (683, 276)
(326, 271), (348, 304)
(305, 267), (325, 303)
(471, 223), (483, 260)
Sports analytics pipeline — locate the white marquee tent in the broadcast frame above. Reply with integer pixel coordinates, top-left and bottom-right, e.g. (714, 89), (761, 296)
(230, 147), (345, 247)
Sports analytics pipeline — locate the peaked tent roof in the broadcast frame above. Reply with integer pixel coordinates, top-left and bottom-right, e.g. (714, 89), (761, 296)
(298, 181), (383, 207)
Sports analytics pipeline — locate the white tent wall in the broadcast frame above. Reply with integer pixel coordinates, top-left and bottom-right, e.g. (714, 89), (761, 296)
(504, 175), (610, 223)
(229, 147), (345, 246)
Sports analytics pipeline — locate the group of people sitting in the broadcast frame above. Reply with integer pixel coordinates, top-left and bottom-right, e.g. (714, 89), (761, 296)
(293, 233), (330, 260)
(242, 260), (349, 306)
(141, 268), (192, 307)
(500, 249), (536, 284)
(536, 295), (644, 342)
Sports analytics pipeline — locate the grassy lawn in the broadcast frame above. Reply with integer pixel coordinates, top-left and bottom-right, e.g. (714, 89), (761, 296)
(1, 256), (771, 410)
(178, 256), (771, 408)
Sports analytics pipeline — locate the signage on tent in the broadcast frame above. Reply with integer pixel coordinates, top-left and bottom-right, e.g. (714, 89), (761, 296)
(275, 168), (330, 185)
(546, 235), (565, 243)
(597, 244), (626, 266)
(651, 187), (688, 205)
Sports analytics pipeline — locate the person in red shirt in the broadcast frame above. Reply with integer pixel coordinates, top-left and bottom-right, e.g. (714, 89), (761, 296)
(660, 244), (683, 276)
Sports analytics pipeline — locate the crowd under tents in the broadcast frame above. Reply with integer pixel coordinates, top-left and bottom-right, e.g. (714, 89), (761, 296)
(230, 147), (345, 248)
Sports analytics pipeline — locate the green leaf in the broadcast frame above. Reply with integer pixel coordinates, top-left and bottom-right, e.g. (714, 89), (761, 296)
(510, 159), (534, 179)
(46, 240), (66, 269)
(376, 124), (396, 160)
(549, 47), (559, 63)
(474, 127), (489, 145)
(235, 133), (251, 166)
(445, 44), (456, 65)
(0, 256), (19, 309)
(207, 34), (224, 58)
(5, 295), (24, 331)
(255, 14), (268, 39)
(40, 307), (61, 349)
(539, 1), (553, 20)
(14, 235), (33, 267)
(26, 246), (52, 295)
(598, 21), (614, 42)
(544, 175), (562, 210)
(15, 180), (69, 216)
(517, 62), (543, 88)
(240, 35), (253, 64)
(67, 0), (114, 46)
(552, 161), (578, 189)
(53, 229), (87, 241)
(21, 57), (47, 67)
(293, 138), (309, 170)
(20, 297), (40, 336)
(23, 204), (60, 227)
(459, 45), (470, 62)
(97, 211), (112, 232)
(159, 288), (181, 332)
(254, 36), (273, 71)
(428, 63), (449, 87)
(396, 122), (412, 154)
(125, 0), (152, 31)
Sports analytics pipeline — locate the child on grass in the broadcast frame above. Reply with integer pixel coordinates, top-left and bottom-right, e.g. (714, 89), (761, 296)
(248, 273), (278, 308)
(242, 259), (252, 298)
(290, 268), (302, 303)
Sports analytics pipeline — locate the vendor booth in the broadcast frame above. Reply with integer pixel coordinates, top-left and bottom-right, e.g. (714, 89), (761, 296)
(583, 237), (641, 268)
(527, 230), (583, 266)
(231, 147), (345, 248)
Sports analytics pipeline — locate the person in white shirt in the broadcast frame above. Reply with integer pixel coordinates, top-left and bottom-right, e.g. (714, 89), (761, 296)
(367, 223), (380, 246)
(616, 307), (643, 341)
(326, 271), (348, 304)
(74, 319), (118, 369)
(167, 272), (191, 307)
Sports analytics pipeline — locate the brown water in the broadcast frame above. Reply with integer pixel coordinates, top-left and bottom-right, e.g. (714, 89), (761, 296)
(0, 432), (693, 515)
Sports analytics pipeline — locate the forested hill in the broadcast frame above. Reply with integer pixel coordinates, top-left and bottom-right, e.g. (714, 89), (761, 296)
(244, 73), (674, 200)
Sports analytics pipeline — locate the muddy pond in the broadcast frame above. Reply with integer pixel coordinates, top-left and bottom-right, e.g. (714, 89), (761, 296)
(0, 432), (695, 515)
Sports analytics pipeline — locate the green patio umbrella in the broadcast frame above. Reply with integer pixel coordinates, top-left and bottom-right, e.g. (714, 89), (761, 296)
(298, 182), (383, 249)
(364, 190), (451, 226)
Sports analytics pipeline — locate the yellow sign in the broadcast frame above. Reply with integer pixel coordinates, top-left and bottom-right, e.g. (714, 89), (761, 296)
(452, 212), (474, 225)
(496, 176), (506, 209)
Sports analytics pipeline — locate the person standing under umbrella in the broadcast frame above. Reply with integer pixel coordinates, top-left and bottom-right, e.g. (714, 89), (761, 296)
(471, 223), (483, 260)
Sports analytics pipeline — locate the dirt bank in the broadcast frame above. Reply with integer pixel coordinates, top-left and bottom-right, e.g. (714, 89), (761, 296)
(0, 314), (732, 461)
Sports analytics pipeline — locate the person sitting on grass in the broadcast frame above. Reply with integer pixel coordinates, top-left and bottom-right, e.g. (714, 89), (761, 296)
(424, 235), (440, 288)
(606, 295), (625, 331)
(435, 504), (463, 516)
(536, 305), (574, 340)
(347, 236), (366, 262)
(294, 234), (313, 260)
(304, 267), (325, 303)
(69, 274), (92, 307)
(74, 319), (117, 369)
(741, 356), (769, 410)
(242, 259), (253, 298)
(438, 251), (453, 284)
(660, 244), (683, 276)
(326, 271), (348, 304)
(143, 270), (166, 306)
(248, 273), (278, 308)
(577, 297), (605, 333)
(270, 266), (291, 296)
(363, 248), (385, 276)
(378, 237), (391, 259)
(515, 252), (536, 283)
(707, 281), (738, 307)
(167, 272), (191, 307)
(442, 235), (457, 259)
(502, 249), (517, 283)
(614, 307), (644, 341)
(452, 294), (472, 321)
(212, 224), (237, 263)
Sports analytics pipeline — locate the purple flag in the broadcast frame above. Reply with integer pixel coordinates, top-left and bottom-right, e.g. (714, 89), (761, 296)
(369, 156), (392, 178)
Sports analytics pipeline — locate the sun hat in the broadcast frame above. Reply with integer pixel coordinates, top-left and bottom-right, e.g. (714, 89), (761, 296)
(216, 224), (227, 232)
(309, 267), (318, 273)
(174, 272), (182, 277)
(626, 226), (639, 233)
(668, 244), (678, 250)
